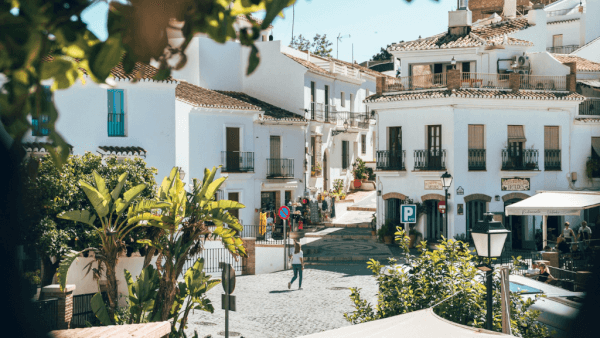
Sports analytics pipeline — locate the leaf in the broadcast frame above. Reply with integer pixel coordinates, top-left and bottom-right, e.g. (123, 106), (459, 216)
(79, 180), (110, 218)
(91, 292), (112, 325)
(111, 172), (128, 202)
(208, 200), (245, 211)
(58, 250), (82, 291)
(199, 177), (226, 208)
(89, 35), (123, 81)
(93, 171), (109, 199)
(246, 45), (260, 75)
(57, 210), (97, 227)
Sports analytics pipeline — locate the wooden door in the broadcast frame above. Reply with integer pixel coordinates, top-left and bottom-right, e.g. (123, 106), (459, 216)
(270, 136), (281, 176)
(323, 152), (328, 191)
(427, 200), (443, 240)
(428, 125), (442, 169)
(310, 82), (316, 119)
(226, 127), (240, 171)
(228, 192), (240, 221)
(324, 85), (330, 120)
(508, 142), (523, 168)
(466, 200), (486, 241)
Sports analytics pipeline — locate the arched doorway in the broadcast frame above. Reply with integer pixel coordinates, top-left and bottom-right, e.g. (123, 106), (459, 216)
(422, 194), (445, 241)
(504, 199), (525, 249)
(464, 194), (492, 241)
(323, 151), (328, 192)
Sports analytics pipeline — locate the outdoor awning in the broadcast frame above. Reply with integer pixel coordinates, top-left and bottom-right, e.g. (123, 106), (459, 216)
(592, 138), (600, 157)
(507, 125), (526, 143)
(505, 191), (600, 216)
(577, 79), (600, 89)
(298, 308), (509, 338)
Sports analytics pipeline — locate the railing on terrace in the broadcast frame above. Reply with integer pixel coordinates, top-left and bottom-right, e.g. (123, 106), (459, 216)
(544, 149), (561, 170)
(376, 150), (406, 170)
(335, 112), (370, 129)
(502, 149), (539, 170)
(414, 149), (446, 170)
(267, 158), (294, 178)
(461, 73), (510, 89)
(239, 224), (287, 245)
(546, 8), (575, 17)
(546, 45), (580, 54)
(221, 151), (254, 173)
(332, 62), (360, 78)
(468, 149), (486, 170)
(305, 102), (336, 122)
(182, 247), (242, 276)
(579, 98), (600, 115)
(520, 75), (566, 91)
(384, 73), (447, 92)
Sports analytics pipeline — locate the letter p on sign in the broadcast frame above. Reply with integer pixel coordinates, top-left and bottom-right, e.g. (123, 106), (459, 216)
(401, 205), (417, 223)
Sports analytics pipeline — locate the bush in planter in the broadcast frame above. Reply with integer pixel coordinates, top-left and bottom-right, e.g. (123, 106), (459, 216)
(352, 158), (367, 180)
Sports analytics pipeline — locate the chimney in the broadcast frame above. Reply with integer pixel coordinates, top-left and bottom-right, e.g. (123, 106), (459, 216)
(448, 0), (472, 35)
(527, 3), (546, 25)
(503, 0), (517, 19)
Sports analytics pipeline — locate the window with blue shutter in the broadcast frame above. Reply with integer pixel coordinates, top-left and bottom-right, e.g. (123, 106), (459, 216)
(107, 89), (125, 136)
(32, 86), (51, 136)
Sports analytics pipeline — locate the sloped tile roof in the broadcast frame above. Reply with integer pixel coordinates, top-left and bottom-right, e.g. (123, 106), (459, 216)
(98, 146), (147, 157)
(283, 53), (333, 77)
(215, 91), (306, 122)
(176, 82), (260, 110)
(22, 142), (73, 153)
(547, 18), (580, 25)
(572, 35), (600, 53)
(389, 17), (533, 51)
(365, 89), (585, 103)
(552, 54), (600, 72)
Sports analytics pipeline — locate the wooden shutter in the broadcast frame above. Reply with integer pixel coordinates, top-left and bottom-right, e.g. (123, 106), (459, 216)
(361, 134), (367, 154)
(544, 126), (559, 150)
(507, 125), (526, 143)
(270, 136), (281, 159)
(342, 141), (349, 169)
(107, 90), (114, 115)
(311, 136), (316, 169)
(468, 125), (484, 149)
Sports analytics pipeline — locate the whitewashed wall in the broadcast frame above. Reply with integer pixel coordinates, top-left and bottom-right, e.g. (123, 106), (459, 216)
(574, 38), (600, 63)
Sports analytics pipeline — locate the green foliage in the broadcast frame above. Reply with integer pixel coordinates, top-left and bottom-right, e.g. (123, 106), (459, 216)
(1, 1), (296, 164)
(453, 233), (468, 242)
(586, 157), (600, 179)
(23, 270), (41, 285)
(332, 179), (344, 195)
(352, 158), (367, 180)
(289, 33), (333, 58)
(344, 231), (550, 338)
(377, 224), (389, 241)
(124, 265), (160, 324)
(371, 47), (393, 61)
(91, 292), (113, 326)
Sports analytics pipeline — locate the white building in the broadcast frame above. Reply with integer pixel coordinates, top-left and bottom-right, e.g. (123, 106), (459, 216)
(369, 5), (600, 250)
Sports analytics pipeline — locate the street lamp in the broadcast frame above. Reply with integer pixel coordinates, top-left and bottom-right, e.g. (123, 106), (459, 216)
(332, 120), (349, 137)
(471, 213), (511, 331)
(441, 171), (452, 238)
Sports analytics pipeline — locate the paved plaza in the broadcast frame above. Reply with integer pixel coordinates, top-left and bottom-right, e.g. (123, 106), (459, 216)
(185, 265), (380, 338)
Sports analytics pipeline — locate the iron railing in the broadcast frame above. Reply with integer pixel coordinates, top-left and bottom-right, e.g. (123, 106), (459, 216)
(414, 149), (446, 170)
(182, 247), (242, 276)
(546, 45), (580, 54)
(520, 75), (566, 91)
(267, 158), (294, 178)
(34, 297), (59, 331)
(547, 8), (575, 17)
(221, 151), (254, 172)
(579, 98), (600, 115)
(544, 149), (561, 170)
(306, 102), (336, 123)
(107, 113), (125, 136)
(376, 150), (405, 170)
(468, 149), (486, 170)
(72, 292), (106, 328)
(502, 149), (539, 170)
(240, 224), (287, 245)
(335, 112), (369, 129)
(384, 73), (447, 92)
(461, 73), (510, 89)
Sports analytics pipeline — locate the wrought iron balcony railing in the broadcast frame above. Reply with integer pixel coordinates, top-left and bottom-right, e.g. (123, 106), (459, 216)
(546, 45), (580, 54)
(266, 158), (294, 178)
(468, 149), (486, 170)
(221, 151), (254, 172)
(502, 149), (539, 170)
(579, 98), (600, 115)
(305, 102), (336, 123)
(376, 150), (406, 170)
(335, 111), (370, 129)
(545, 149), (561, 171)
(414, 149), (446, 170)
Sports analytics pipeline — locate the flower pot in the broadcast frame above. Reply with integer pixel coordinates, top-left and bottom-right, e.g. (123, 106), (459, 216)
(353, 179), (362, 189)
(384, 235), (393, 245)
(409, 234), (417, 248)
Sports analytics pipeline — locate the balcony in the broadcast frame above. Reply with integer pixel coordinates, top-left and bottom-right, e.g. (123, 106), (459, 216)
(221, 151), (254, 173)
(502, 149), (539, 170)
(461, 73), (510, 89)
(520, 75), (566, 91)
(266, 158), (294, 178)
(414, 149), (446, 171)
(335, 112), (370, 129)
(545, 150), (561, 171)
(579, 98), (600, 115)
(31, 116), (50, 136)
(547, 8), (576, 17)
(107, 113), (125, 137)
(376, 150), (406, 171)
(306, 102), (336, 123)
(383, 73), (447, 92)
(546, 45), (580, 54)
(468, 149), (486, 170)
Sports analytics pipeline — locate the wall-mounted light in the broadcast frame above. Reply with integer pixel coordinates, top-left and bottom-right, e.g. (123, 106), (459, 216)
(377, 190), (382, 196)
(451, 56), (456, 69)
(495, 195), (500, 201)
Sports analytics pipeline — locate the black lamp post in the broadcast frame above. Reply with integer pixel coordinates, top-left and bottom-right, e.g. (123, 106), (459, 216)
(471, 213), (511, 331)
(440, 171), (452, 238)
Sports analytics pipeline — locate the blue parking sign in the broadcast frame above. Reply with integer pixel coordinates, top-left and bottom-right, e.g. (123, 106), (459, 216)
(401, 205), (417, 223)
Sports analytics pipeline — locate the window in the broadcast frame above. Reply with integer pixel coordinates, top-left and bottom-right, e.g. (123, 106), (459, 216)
(361, 134), (367, 155)
(31, 86), (52, 136)
(507, 125), (526, 168)
(468, 125), (485, 170)
(544, 126), (560, 170)
(553, 34), (563, 47)
(107, 89), (125, 136)
(341, 92), (345, 107)
(311, 136), (316, 173)
(310, 82), (316, 119)
(342, 140), (349, 170)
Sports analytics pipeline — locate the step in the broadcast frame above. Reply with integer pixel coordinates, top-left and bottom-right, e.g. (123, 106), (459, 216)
(303, 255), (393, 262)
(323, 223), (372, 229)
(304, 233), (375, 240)
(346, 206), (376, 212)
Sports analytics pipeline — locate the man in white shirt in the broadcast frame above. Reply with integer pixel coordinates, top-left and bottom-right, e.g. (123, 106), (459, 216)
(266, 214), (274, 240)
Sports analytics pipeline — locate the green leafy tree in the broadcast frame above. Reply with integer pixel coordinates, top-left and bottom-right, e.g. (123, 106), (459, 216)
(371, 47), (393, 61)
(21, 152), (157, 287)
(289, 33), (333, 57)
(344, 230), (551, 338)
(127, 166), (245, 321)
(1, 0), (296, 166)
(289, 34), (312, 52)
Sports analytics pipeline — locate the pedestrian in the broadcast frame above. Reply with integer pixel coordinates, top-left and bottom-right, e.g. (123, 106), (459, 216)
(563, 222), (575, 243)
(578, 221), (592, 250)
(288, 242), (304, 290)
(266, 212), (274, 241)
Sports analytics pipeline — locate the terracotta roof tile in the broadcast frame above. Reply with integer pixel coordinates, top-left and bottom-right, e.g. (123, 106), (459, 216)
(547, 18), (580, 25)
(215, 91), (306, 122)
(98, 146), (147, 157)
(176, 82), (260, 110)
(365, 89), (585, 103)
(575, 118), (600, 123)
(552, 54), (600, 72)
(283, 53), (333, 77)
(389, 17), (533, 51)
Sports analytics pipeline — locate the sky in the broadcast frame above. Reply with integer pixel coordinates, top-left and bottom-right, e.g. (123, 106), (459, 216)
(81, 0), (457, 64)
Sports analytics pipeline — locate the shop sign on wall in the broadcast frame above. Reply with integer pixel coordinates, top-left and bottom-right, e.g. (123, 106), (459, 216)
(424, 180), (443, 190)
(501, 178), (530, 191)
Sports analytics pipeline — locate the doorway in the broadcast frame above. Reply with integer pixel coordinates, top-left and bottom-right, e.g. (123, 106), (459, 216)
(269, 136), (281, 176)
(226, 127), (240, 171)
(388, 127), (402, 169)
(426, 200), (443, 240)
(504, 199), (525, 249)
(323, 151), (328, 191)
(547, 216), (561, 242)
(427, 125), (442, 169)
(228, 192), (240, 221)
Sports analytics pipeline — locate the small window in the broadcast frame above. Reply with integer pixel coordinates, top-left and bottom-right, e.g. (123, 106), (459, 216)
(361, 134), (367, 155)
(108, 89), (125, 137)
(341, 92), (345, 107)
(31, 86), (52, 136)
(342, 140), (349, 170)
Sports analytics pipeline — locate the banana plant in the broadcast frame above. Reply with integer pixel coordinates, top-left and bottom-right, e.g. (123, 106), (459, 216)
(124, 265), (161, 324)
(127, 166), (246, 322)
(57, 171), (155, 321)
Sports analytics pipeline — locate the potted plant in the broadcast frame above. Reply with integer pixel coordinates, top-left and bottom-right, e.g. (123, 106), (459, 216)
(408, 227), (422, 248)
(315, 162), (322, 176)
(340, 193), (346, 200)
(382, 220), (395, 245)
(377, 224), (389, 243)
(370, 214), (377, 236)
(352, 158), (367, 188)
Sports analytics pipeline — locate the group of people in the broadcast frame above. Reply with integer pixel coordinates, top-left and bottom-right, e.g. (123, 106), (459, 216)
(555, 221), (593, 254)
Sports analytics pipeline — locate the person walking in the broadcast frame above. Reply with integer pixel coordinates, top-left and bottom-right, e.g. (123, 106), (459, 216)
(578, 221), (592, 250)
(288, 242), (304, 290)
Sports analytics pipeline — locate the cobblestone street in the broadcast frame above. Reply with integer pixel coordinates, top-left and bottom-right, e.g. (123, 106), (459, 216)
(185, 264), (380, 338)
